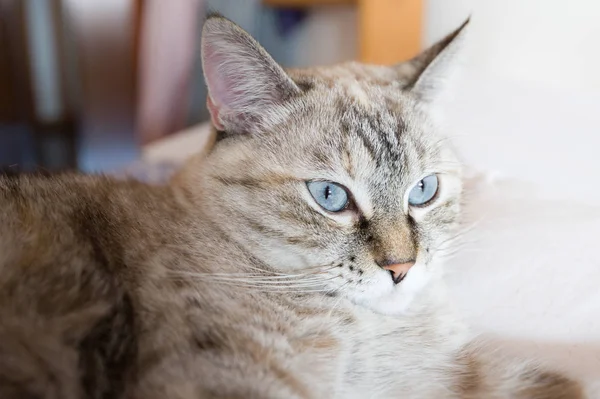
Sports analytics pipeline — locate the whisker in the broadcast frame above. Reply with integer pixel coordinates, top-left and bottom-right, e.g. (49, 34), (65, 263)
(239, 262), (337, 276)
(171, 271), (327, 280)
(169, 264), (339, 282)
(436, 246), (479, 260)
(178, 279), (329, 288)
(204, 281), (336, 293)
(181, 282), (329, 291)
(440, 219), (483, 245)
(170, 276), (324, 286)
(169, 273), (340, 286)
(429, 219), (484, 261)
(170, 260), (338, 277)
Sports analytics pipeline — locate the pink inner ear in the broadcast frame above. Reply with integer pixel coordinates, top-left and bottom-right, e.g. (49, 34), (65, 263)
(206, 95), (224, 130)
(203, 42), (230, 130)
(202, 31), (293, 133)
(203, 41), (257, 132)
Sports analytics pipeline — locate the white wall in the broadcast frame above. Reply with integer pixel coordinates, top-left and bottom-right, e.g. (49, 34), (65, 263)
(424, 0), (600, 203)
(425, 0), (600, 92)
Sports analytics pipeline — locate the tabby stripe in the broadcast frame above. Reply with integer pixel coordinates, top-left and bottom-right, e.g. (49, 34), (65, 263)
(213, 175), (297, 189)
(352, 122), (380, 166)
(238, 213), (288, 238)
(342, 134), (355, 179)
(284, 235), (322, 249)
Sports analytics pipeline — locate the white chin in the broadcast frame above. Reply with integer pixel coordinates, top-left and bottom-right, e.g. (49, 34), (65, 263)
(353, 262), (432, 316)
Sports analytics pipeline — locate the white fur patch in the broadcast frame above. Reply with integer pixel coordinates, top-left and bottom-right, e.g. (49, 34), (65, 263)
(344, 82), (371, 108)
(351, 261), (432, 316)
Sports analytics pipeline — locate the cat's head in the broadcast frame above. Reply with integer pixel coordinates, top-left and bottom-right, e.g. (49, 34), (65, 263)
(193, 16), (468, 315)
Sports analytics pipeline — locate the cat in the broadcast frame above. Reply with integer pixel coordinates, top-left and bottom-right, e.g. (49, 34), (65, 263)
(0, 15), (583, 399)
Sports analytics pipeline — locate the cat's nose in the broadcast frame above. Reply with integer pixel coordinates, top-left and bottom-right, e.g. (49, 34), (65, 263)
(378, 260), (415, 285)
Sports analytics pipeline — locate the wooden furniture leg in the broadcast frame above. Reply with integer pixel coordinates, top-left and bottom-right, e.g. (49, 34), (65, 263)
(357, 0), (422, 64)
(137, 0), (203, 144)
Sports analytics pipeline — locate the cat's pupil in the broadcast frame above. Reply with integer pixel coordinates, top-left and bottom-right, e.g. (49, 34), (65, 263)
(324, 186), (332, 200)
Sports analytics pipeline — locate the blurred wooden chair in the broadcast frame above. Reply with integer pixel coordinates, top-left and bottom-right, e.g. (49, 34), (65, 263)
(0, 0), (203, 171)
(64, 0), (204, 170)
(0, 0), (71, 169)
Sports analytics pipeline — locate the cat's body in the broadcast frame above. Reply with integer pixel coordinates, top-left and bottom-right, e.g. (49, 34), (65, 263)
(0, 16), (583, 399)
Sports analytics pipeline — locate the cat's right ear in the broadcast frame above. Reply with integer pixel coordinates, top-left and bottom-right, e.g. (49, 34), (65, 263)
(201, 16), (301, 134)
(397, 18), (470, 106)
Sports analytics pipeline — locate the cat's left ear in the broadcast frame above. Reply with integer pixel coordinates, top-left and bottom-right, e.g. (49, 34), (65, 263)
(398, 18), (470, 105)
(201, 15), (301, 134)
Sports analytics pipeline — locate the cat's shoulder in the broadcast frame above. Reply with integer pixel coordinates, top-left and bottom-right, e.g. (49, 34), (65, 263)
(0, 168), (179, 253)
(0, 168), (169, 207)
(0, 167), (104, 199)
(0, 168), (142, 399)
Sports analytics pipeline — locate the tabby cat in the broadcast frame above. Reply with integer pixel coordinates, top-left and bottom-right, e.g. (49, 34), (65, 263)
(0, 15), (583, 399)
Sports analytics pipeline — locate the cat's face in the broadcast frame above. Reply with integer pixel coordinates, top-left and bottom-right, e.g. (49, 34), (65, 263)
(197, 16), (467, 315)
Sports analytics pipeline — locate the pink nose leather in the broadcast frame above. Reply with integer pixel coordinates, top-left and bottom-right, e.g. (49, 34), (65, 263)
(383, 262), (415, 284)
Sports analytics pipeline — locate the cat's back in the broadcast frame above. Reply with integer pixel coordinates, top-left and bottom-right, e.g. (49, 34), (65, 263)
(0, 171), (110, 277)
(0, 170), (184, 263)
(0, 170), (190, 317)
(0, 171), (185, 399)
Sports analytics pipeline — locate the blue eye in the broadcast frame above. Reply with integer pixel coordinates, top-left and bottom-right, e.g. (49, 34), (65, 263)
(408, 174), (439, 206)
(307, 181), (349, 212)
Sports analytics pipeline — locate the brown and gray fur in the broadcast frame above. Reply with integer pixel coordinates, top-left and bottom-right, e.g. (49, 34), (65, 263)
(0, 16), (583, 399)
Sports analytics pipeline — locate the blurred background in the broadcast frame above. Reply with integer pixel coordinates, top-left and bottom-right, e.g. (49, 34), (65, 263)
(1, 0), (599, 201)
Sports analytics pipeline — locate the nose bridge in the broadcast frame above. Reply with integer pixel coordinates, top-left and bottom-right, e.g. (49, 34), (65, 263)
(371, 218), (417, 263)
